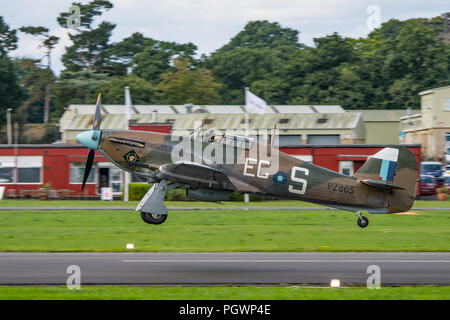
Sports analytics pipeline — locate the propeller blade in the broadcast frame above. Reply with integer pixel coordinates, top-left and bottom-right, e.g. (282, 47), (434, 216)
(93, 93), (102, 130)
(81, 149), (95, 191)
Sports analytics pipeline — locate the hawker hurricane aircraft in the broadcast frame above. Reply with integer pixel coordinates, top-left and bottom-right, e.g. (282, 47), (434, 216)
(77, 95), (418, 228)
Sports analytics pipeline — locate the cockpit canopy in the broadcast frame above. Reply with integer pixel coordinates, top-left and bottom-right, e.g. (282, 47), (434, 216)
(198, 130), (255, 150)
(219, 134), (254, 150)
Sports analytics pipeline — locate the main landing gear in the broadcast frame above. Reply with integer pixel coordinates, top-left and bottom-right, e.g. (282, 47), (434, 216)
(356, 211), (369, 228)
(136, 180), (169, 225)
(141, 212), (167, 225)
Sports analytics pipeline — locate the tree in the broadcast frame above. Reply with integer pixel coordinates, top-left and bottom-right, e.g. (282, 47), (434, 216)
(107, 32), (148, 76)
(97, 75), (160, 104)
(0, 16), (17, 56)
(388, 76), (420, 109)
(0, 17), (21, 126)
(57, 0), (116, 74)
(19, 26), (59, 123)
(251, 77), (291, 105)
(285, 33), (363, 107)
(355, 18), (450, 108)
(157, 58), (222, 105)
(217, 20), (300, 52)
(52, 70), (110, 121)
(312, 33), (356, 70)
(14, 59), (56, 124)
(130, 37), (197, 84)
(207, 47), (286, 104)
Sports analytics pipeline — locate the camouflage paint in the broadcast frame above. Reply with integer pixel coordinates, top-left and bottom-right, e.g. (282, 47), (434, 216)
(96, 130), (418, 214)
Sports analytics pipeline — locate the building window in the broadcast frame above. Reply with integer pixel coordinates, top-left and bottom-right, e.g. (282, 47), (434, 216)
(0, 156), (43, 184)
(110, 168), (122, 193)
(339, 161), (354, 176)
(0, 167), (14, 183)
(70, 162), (95, 184)
(277, 135), (302, 147)
(307, 135), (340, 145)
(444, 99), (450, 111)
(17, 168), (41, 183)
(0, 156), (15, 184)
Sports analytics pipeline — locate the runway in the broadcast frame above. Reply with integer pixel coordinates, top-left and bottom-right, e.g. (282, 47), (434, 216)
(0, 252), (449, 286)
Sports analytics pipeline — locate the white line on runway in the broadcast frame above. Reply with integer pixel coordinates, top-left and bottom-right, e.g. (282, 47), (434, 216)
(122, 259), (450, 263)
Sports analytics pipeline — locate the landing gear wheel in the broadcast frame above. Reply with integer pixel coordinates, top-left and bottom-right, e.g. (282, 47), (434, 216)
(141, 212), (167, 225)
(357, 216), (369, 228)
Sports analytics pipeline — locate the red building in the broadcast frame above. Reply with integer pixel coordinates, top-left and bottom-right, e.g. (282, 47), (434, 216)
(129, 121), (173, 134)
(0, 141), (421, 199)
(0, 145), (116, 199)
(280, 145), (421, 177)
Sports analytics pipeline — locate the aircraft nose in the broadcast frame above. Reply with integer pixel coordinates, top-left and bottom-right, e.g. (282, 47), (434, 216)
(76, 130), (100, 150)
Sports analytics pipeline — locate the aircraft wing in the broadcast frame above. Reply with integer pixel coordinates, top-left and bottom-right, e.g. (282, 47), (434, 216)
(360, 179), (405, 190)
(155, 161), (236, 191)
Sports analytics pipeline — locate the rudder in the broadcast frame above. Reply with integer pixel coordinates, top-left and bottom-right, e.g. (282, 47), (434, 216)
(355, 147), (418, 213)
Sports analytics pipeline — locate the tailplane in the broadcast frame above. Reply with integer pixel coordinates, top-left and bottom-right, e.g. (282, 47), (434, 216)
(355, 147), (418, 213)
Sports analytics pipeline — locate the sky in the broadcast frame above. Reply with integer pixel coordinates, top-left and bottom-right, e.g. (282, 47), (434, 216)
(1, 0), (449, 74)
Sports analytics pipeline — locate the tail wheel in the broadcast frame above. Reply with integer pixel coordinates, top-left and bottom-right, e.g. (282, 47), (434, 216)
(357, 216), (369, 228)
(141, 212), (168, 225)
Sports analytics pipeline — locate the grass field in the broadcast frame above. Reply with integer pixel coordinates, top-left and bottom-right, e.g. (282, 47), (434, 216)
(0, 206), (448, 252)
(0, 286), (448, 300)
(0, 199), (319, 207)
(0, 201), (448, 301)
(1, 199), (449, 208)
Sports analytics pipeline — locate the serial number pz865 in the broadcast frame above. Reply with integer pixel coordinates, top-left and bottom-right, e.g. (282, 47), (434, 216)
(327, 182), (354, 194)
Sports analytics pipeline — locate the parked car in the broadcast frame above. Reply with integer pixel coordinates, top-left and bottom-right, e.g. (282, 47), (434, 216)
(421, 161), (445, 187)
(445, 165), (450, 177)
(445, 175), (450, 192)
(445, 146), (450, 164)
(419, 175), (437, 195)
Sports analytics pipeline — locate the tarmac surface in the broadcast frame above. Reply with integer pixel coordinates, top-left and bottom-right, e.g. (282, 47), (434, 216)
(0, 252), (449, 286)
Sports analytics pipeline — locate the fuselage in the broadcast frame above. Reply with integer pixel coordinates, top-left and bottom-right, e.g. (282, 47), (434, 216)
(92, 129), (408, 214)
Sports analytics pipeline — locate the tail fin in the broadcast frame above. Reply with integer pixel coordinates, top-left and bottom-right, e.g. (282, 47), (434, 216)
(355, 147), (418, 213)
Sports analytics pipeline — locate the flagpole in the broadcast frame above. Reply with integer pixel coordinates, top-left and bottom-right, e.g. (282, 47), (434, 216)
(244, 87), (249, 113)
(124, 87), (131, 202)
(244, 87), (250, 204)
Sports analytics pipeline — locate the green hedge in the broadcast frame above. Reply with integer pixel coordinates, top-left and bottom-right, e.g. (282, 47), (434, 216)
(129, 184), (151, 201)
(229, 193), (263, 202)
(129, 183), (189, 201)
(165, 188), (189, 201)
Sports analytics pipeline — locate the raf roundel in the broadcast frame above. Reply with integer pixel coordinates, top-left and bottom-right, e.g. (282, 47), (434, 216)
(273, 171), (288, 185)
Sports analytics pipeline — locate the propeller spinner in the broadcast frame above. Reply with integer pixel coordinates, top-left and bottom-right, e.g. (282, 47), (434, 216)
(76, 93), (102, 191)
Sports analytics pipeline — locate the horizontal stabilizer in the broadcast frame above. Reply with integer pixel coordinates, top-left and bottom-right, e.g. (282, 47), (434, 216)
(360, 179), (405, 190)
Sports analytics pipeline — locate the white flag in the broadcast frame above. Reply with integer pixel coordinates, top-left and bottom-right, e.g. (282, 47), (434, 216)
(125, 86), (132, 121)
(245, 89), (267, 114)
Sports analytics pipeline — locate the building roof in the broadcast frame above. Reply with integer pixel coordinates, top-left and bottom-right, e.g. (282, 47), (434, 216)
(168, 113), (361, 130)
(357, 109), (417, 122)
(62, 112), (362, 132)
(419, 85), (450, 96)
(65, 104), (345, 115)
